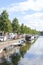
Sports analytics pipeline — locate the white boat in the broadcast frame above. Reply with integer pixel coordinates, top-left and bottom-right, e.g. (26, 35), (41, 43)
(14, 40), (26, 46)
(25, 35), (34, 40)
(25, 35), (34, 43)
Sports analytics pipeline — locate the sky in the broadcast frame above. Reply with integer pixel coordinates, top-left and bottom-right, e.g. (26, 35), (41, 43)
(0, 0), (43, 31)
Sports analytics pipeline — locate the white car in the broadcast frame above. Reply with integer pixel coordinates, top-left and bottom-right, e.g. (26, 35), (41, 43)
(8, 33), (15, 39)
(0, 36), (7, 41)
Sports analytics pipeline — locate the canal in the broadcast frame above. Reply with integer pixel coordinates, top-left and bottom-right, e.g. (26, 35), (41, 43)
(0, 36), (43, 65)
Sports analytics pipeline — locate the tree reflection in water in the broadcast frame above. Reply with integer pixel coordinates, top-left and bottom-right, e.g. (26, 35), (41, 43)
(10, 43), (31, 65)
(20, 43), (31, 58)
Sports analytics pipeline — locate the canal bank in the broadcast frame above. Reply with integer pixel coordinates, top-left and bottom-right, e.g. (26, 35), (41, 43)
(0, 35), (38, 59)
(0, 34), (37, 52)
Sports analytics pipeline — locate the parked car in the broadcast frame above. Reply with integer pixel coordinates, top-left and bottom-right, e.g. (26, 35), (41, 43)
(0, 32), (7, 41)
(8, 33), (17, 39)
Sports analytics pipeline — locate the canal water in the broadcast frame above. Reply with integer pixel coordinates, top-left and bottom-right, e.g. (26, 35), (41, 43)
(0, 36), (43, 65)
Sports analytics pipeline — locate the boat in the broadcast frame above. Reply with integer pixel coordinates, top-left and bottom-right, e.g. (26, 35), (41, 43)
(34, 35), (38, 39)
(25, 34), (34, 43)
(14, 40), (26, 46)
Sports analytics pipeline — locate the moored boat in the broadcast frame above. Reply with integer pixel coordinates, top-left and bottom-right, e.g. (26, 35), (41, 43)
(13, 40), (26, 46)
(25, 34), (34, 43)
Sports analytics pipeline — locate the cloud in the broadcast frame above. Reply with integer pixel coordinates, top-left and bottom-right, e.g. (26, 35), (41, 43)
(7, 0), (43, 12)
(23, 12), (43, 31)
(0, 0), (43, 31)
(0, 0), (43, 13)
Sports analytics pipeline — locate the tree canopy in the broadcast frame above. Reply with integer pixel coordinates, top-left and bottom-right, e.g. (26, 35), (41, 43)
(0, 10), (12, 33)
(12, 17), (20, 33)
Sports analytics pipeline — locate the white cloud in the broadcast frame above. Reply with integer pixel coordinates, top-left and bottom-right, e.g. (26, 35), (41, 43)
(23, 12), (43, 31)
(7, 0), (43, 12)
(23, 13), (43, 19)
(0, 0), (43, 31)
(0, 0), (43, 13)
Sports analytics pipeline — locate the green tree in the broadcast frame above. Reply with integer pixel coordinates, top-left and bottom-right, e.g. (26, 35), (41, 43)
(20, 23), (25, 34)
(0, 10), (12, 33)
(31, 29), (39, 34)
(24, 26), (29, 34)
(22, 25), (32, 34)
(12, 17), (20, 33)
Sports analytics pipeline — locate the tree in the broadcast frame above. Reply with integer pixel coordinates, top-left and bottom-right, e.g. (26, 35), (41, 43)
(12, 17), (20, 33)
(31, 29), (39, 34)
(20, 23), (25, 34)
(23, 25), (29, 34)
(0, 10), (12, 33)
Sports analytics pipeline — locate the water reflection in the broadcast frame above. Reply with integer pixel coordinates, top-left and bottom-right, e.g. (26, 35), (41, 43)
(0, 36), (43, 65)
(19, 36), (43, 65)
(20, 44), (31, 58)
(11, 53), (21, 65)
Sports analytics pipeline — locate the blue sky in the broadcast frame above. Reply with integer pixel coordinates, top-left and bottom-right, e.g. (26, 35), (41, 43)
(0, 0), (26, 7)
(0, 0), (43, 31)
